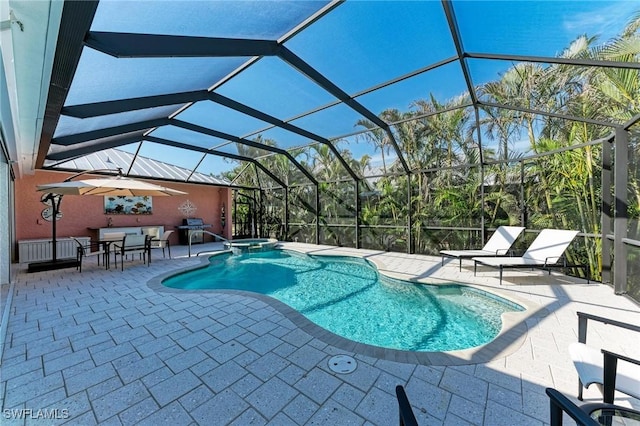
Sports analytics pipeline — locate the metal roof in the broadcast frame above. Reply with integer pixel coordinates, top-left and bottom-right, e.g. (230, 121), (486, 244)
(49, 147), (229, 186)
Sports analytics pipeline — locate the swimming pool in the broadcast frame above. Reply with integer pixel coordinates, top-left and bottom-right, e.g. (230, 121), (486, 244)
(162, 250), (524, 352)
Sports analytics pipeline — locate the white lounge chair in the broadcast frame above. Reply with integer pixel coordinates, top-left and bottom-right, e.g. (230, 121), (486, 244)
(569, 343), (640, 403)
(472, 229), (586, 285)
(440, 226), (525, 271)
(569, 312), (640, 404)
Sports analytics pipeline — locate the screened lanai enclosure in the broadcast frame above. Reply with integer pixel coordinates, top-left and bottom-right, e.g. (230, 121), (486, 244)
(28, 1), (639, 299)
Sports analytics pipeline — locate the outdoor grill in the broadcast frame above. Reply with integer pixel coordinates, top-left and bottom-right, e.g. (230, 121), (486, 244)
(176, 218), (211, 244)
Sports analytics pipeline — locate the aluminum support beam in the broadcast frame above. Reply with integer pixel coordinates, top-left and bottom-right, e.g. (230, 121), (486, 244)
(51, 114), (313, 188)
(601, 138), (612, 284)
(85, 32), (280, 58)
(60, 89), (360, 182)
(441, 0), (479, 105)
(613, 128), (628, 294)
(62, 91), (209, 118)
(479, 101), (616, 129)
(82, 31), (411, 173)
(207, 92), (360, 181)
(46, 133), (145, 161)
(144, 136), (287, 189)
(479, 166), (486, 242)
(520, 161), (526, 226)
(316, 185), (320, 245)
(278, 46), (410, 174)
(474, 107), (485, 241)
(259, 189), (264, 238)
(355, 180), (360, 249)
(467, 52), (640, 71)
(36, 0), (100, 167)
(623, 113), (640, 130)
(52, 118), (170, 146)
(285, 189), (289, 240)
(407, 174), (413, 254)
(171, 119), (318, 185)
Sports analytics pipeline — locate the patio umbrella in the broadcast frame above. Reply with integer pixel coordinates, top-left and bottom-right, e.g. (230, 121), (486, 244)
(32, 172), (187, 272)
(37, 176), (187, 197)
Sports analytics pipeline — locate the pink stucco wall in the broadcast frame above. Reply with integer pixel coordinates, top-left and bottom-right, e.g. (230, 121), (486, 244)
(15, 171), (232, 246)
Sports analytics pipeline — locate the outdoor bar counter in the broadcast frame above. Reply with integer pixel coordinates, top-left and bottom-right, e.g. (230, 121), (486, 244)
(87, 226), (165, 241)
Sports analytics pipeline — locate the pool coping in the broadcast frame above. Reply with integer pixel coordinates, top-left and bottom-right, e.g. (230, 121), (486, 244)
(147, 248), (536, 366)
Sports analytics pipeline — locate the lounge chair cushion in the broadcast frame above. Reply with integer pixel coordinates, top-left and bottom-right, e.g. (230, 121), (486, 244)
(470, 257), (542, 267)
(474, 229), (579, 267)
(441, 226), (525, 259)
(441, 249), (504, 258)
(569, 342), (640, 400)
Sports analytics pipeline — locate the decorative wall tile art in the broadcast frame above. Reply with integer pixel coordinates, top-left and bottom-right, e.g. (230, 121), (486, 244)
(104, 196), (152, 215)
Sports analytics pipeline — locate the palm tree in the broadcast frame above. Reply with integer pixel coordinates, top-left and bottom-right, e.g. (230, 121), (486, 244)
(355, 119), (392, 175)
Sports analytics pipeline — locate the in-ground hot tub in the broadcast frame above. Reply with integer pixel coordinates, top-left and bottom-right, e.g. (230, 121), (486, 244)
(223, 238), (278, 254)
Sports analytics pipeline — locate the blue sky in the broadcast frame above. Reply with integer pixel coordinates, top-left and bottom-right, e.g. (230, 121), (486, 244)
(66, 0), (638, 177)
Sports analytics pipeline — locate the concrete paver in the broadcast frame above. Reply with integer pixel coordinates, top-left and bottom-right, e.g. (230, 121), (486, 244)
(1, 241), (639, 425)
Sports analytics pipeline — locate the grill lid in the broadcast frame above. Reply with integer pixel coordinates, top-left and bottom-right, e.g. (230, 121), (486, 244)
(177, 218), (211, 229)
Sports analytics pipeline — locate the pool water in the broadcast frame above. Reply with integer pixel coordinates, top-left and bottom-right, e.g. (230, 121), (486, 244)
(163, 250), (524, 352)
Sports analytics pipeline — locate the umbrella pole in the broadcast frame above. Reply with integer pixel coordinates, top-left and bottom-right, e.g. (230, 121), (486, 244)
(51, 194), (62, 262)
(28, 194), (74, 272)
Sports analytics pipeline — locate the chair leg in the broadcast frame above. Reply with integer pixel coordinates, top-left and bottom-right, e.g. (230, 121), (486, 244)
(548, 396), (565, 426)
(499, 267), (503, 285)
(578, 379), (584, 401)
(167, 243), (171, 259)
(602, 352), (618, 404)
(459, 258), (462, 271)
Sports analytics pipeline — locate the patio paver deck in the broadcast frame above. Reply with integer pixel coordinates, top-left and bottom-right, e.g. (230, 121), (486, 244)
(1, 242), (638, 425)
